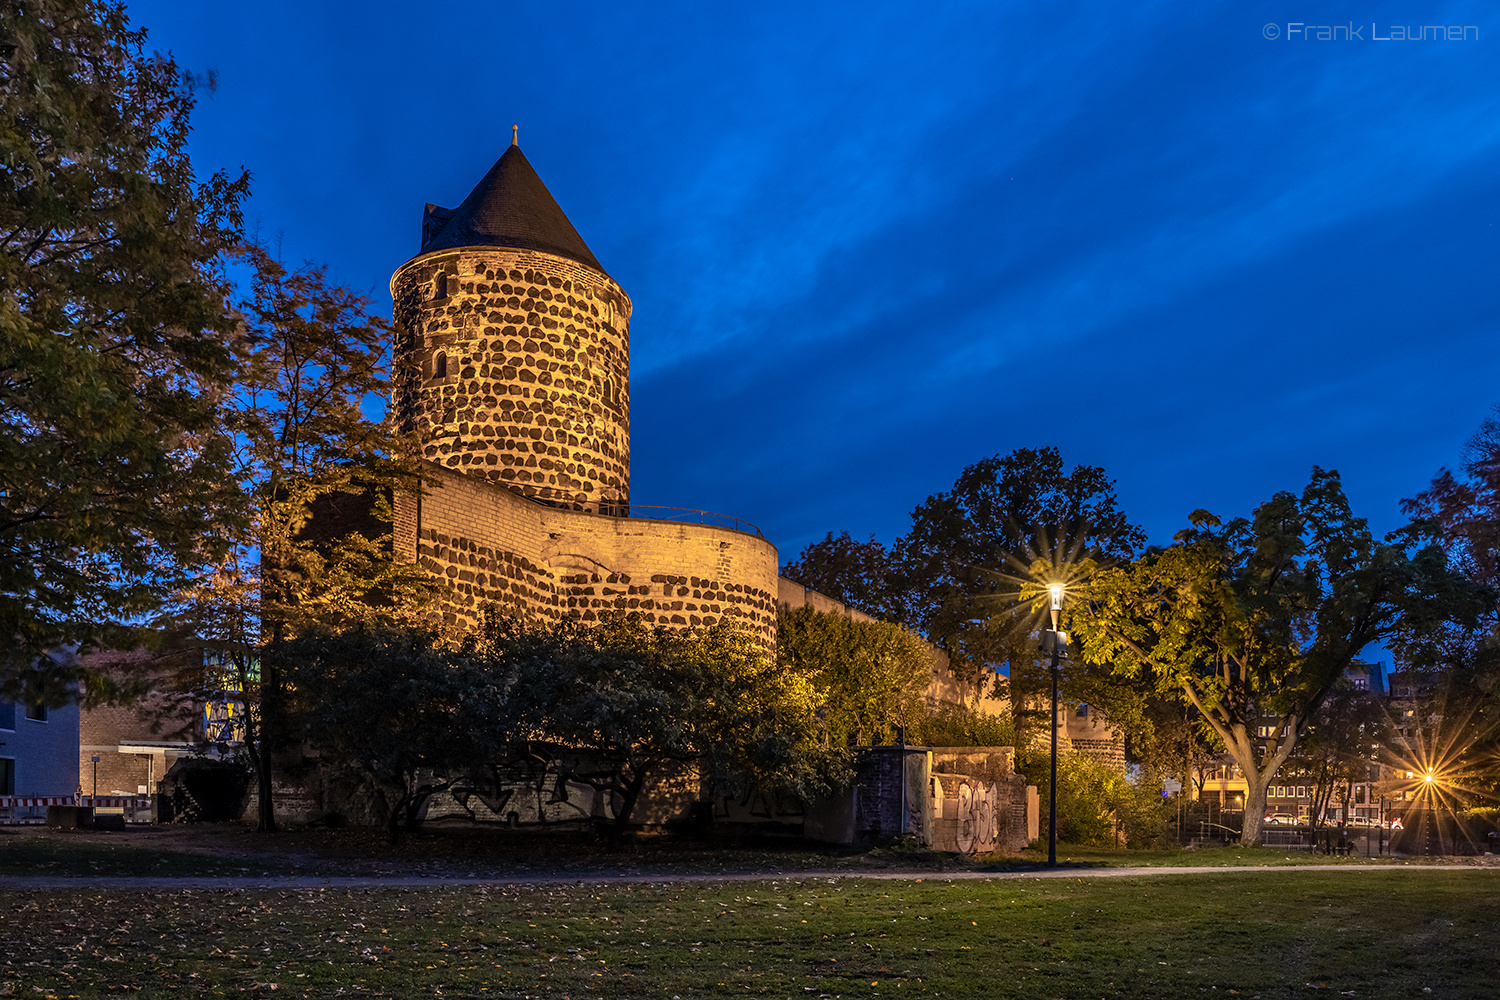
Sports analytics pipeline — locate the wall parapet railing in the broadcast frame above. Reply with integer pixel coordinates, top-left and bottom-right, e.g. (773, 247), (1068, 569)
(521, 488), (765, 539)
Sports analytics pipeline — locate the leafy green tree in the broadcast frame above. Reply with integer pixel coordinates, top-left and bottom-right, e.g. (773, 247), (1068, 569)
(489, 614), (843, 851)
(776, 605), (932, 747)
(180, 241), (433, 833)
(896, 447), (1144, 741)
(1007, 743), (1168, 848)
(1123, 695), (1220, 830)
(276, 624), (510, 843)
(0, 0), (250, 699)
(912, 702), (1016, 748)
(1069, 468), (1474, 845)
(780, 531), (900, 620)
(1288, 682), (1388, 832)
(1404, 404), (1500, 597)
(1401, 406), (1500, 712)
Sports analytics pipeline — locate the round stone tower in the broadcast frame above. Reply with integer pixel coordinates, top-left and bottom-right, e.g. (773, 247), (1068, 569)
(391, 133), (632, 511)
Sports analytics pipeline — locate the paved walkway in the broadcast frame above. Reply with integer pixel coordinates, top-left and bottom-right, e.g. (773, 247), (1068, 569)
(0, 863), (1486, 891)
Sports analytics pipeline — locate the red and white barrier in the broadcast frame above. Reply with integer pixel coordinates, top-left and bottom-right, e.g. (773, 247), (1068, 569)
(0, 794), (153, 824)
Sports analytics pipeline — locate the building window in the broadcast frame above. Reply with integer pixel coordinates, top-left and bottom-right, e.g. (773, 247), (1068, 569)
(25, 703), (46, 722)
(435, 272), (448, 299)
(0, 702), (12, 730)
(0, 759), (12, 795)
(434, 351), (448, 380)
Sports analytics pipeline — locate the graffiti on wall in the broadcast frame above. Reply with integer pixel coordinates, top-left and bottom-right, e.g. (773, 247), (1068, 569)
(933, 775), (1002, 855)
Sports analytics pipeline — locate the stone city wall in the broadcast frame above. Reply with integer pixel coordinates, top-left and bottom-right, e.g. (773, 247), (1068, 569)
(396, 463), (780, 650)
(391, 247), (632, 510)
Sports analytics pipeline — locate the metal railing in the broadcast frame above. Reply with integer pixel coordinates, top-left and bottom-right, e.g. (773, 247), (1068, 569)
(521, 489), (765, 538)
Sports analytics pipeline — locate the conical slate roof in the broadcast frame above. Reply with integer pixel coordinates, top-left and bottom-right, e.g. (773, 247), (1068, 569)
(419, 143), (605, 273)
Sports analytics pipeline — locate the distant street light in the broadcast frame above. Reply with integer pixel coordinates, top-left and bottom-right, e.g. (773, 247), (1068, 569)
(1044, 583), (1067, 868)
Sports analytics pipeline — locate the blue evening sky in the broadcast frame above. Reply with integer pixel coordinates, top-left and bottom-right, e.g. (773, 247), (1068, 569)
(132, 0), (1498, 559)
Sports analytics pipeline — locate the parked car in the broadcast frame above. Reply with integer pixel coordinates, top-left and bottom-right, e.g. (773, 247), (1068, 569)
(1344, 816), (1380, 828)
(1263, 813), (1298, 825)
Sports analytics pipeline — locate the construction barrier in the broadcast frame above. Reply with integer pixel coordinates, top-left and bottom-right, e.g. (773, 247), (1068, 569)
(0, 795), (153, 825)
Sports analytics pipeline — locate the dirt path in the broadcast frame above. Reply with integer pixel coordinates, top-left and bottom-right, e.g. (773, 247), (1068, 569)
(0, 862), (1489, 891)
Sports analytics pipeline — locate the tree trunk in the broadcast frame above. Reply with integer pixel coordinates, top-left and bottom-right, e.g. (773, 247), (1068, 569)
(607, 768), (649, 853)
(256, 750), (276, 833)
(235, 651), (277, 835)
(384, 781), (445, 844)
(1239, 768), (1269, 845)
(255, 658), (281, 833)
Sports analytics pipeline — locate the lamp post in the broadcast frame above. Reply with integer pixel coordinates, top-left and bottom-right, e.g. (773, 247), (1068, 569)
(1045, 583), (1065, 868)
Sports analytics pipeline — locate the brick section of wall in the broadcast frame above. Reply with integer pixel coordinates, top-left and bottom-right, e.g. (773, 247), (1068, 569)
(1070, 737), (1127, 770)
(391, 248), (632, 510)
(76, 651), (199, 796)
(80, 701), (161, 796)
(400, 463), (781, 651)
(852, 747), (933, 842)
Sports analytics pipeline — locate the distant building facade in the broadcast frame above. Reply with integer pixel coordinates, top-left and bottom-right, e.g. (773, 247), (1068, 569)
(0, 696), (79, 798)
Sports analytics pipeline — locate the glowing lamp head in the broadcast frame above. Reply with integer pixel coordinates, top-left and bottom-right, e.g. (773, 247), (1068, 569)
(1424, 771), (1435, 784)
(1048, 583), (1064, 630)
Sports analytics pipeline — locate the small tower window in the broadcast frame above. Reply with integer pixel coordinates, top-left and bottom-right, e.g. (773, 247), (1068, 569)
(435, 273), (448, 299)
(434, 351), (448, 380)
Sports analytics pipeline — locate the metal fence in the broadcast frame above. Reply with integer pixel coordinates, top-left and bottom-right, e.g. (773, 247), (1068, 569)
(522, 490), (766, 538)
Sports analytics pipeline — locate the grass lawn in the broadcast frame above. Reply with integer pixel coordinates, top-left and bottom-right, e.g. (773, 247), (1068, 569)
(0, 869), (1494, 999)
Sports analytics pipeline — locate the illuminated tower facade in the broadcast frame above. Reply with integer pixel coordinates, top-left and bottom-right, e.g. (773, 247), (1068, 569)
(391, 131), (631, 511)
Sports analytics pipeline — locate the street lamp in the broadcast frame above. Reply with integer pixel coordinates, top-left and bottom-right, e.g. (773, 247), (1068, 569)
(1043, 583), (1066, 867)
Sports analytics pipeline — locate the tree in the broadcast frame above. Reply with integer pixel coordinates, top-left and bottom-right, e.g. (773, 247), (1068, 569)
(780, 532), (900, 620)
(1070, 468), (1473, 845)
(895, 447), (1144, 739)
(1404, 404), (1500, 597)
(1401, 405), (1500, 699)
(0, 0), (250, 700)
(1290, 682), (1387, 833)
(179, 241), (433, 833)
(276, 624), (510, 843)
(1125, 695), (1220, 802)
(489, 614), (843, 851)
(775, 605), (931, 747)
